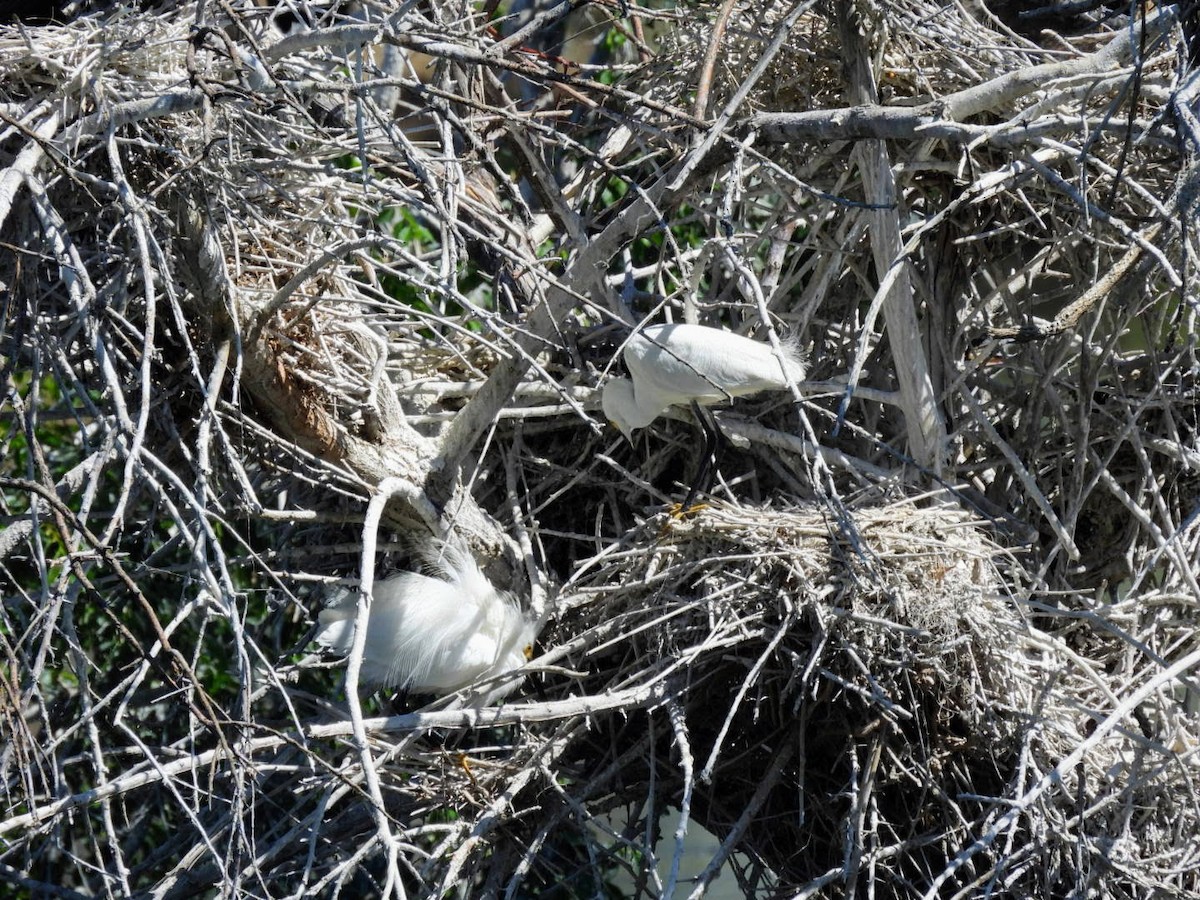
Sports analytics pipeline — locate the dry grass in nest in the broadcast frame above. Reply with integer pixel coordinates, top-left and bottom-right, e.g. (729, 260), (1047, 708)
(552, 502), (1022, 864)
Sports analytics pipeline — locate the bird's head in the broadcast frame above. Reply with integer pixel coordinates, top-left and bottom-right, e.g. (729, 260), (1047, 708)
(601, 378), (639, 444)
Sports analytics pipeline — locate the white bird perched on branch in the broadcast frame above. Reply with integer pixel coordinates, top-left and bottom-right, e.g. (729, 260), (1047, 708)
(315, 544), (537, 705)
(601, 322), (805, 507)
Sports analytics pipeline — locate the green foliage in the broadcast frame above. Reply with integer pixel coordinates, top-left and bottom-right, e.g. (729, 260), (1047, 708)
(597, 27), (627, 85)
(378, 205), (435, 250)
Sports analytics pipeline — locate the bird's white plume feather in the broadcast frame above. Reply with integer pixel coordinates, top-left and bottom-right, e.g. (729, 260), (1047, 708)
(316, 542), (537, 705)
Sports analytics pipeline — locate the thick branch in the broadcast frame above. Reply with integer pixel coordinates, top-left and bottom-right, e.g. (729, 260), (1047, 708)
(838, 0), (947, 474)
(753, 3), (1177, 143)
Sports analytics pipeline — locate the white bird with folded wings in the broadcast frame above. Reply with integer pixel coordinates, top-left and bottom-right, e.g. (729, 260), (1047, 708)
(601, 322), (805, 440)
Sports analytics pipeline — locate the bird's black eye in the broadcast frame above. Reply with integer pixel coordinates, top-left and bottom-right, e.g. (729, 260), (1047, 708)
(523, 644), (534, 661)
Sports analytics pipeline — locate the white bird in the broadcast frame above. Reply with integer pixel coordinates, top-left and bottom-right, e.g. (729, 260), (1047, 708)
(601, 322), (805, 505)
(315, 544), (537, 704)
(601, 323), (805, 438)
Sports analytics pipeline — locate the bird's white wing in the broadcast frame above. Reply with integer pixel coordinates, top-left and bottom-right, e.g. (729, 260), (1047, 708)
(316, 549), (536, 700)
(316, 573), (428, 686)
(376, 567), (531, 693)
(377, 575), (491, 690)
(628, 323), (802, 403)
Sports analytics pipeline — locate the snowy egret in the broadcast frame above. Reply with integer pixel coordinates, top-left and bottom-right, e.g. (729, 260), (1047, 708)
(315, 544), (537, 705)
(601, 322), (805, 507)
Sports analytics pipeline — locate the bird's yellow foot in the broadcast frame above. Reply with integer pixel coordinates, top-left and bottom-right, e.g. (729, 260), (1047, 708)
(659, 502), (708, 533)
(456, 751), (479, 788)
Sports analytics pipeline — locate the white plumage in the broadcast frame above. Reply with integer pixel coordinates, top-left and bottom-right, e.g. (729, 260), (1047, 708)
(601, 322), (805, 441)
(315, 545), (537, 703)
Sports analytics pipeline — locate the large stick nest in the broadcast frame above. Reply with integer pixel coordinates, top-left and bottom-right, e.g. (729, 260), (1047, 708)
(1, 0), (1199, 897)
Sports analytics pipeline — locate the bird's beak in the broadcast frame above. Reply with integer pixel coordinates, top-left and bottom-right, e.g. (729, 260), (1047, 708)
(523, 644), (534, 661)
